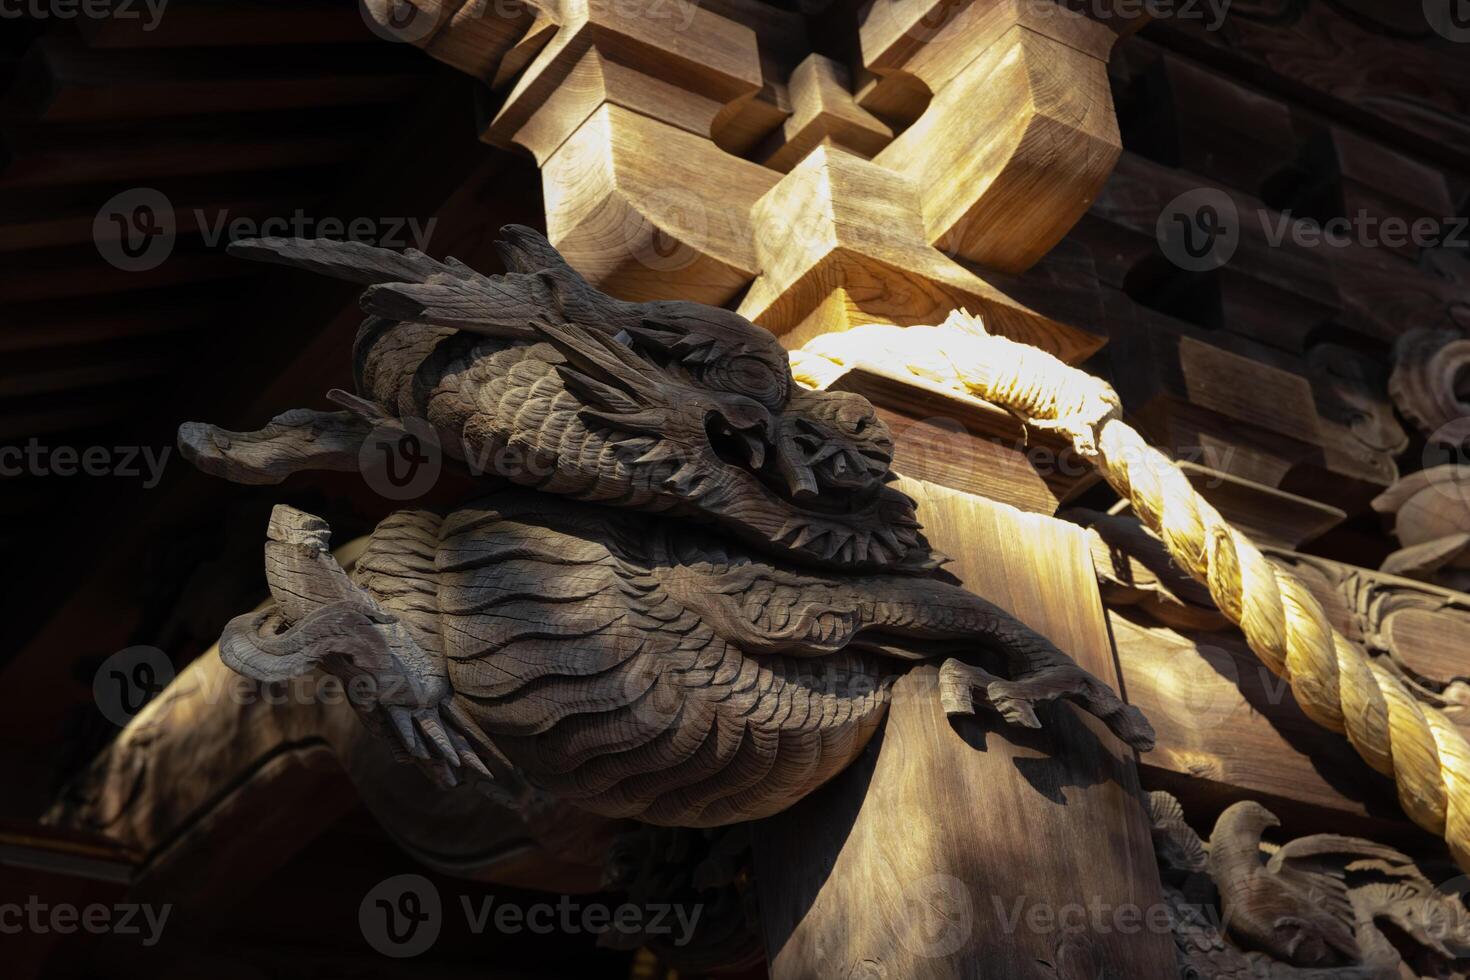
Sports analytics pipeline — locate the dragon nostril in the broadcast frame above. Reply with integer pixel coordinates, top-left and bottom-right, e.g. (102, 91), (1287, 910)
(704, 412), (768, 471)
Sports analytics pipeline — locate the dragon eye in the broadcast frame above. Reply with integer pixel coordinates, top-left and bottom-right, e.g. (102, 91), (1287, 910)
(709, 354), (788, 408)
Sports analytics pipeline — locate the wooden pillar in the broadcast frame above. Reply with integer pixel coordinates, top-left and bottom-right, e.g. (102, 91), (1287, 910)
(753, 480), (1174, 977)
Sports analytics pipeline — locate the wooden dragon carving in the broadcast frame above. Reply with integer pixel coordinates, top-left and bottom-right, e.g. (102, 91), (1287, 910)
(179, 227), (1153, 826)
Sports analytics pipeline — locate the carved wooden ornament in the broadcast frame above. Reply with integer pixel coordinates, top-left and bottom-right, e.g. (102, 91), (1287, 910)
(1149, 792), (1470, 979)
(1390, 327), (1470, 446)
(180, 230), (1152, 826)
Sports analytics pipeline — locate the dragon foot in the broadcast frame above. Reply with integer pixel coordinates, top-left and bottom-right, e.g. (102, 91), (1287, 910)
(218, 505), (509, 789)
(939, 658), (1155, 753)
(366, 693), (498, 790)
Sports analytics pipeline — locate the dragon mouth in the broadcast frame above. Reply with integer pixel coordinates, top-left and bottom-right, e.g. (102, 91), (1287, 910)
(703, 412), (879, 516)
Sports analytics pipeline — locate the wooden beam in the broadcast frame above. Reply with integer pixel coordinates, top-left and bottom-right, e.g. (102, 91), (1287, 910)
(2, 35), (427, 123)
(1148, 1), (1470, 174)
(759, 53), (891, 172)
(755, 480), (1173, 977)
(0, 129), (365, 189)
(1110, 610), (1456, 857)
(76, 0), (381, 49)
(0, 299), (213, 353)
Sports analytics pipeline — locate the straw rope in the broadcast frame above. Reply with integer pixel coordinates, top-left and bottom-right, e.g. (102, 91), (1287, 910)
(792, 311), (1470, 870)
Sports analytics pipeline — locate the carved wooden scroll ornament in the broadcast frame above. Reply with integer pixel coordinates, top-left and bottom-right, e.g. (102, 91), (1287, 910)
(179, 229), (1152, 826)
(1373, 466), (1470, 593)
(1390, 328), (1470, 448)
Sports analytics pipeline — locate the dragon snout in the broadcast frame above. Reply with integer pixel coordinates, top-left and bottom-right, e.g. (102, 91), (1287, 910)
(772, 418), (887, 504)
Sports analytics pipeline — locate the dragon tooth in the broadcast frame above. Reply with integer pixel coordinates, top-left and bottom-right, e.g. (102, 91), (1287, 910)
(662, 461), (704, 496)
(634, 442), (684, 466)
(818, 531), (847, 562)
(859, 532), (883, 564)
(739, 432), (767, 469)
(791, 525), (826, 551)
(775, 522), (804, 546)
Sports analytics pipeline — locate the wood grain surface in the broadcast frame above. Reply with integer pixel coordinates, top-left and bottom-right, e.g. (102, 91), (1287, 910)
(754, 479), (1173, 979)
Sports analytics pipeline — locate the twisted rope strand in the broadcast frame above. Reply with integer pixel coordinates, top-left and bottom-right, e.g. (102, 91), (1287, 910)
(796, 311), (1470, 871)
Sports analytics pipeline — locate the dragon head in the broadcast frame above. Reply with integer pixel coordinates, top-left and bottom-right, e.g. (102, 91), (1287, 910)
(527, 308), (933, 571)
(196, 227), (939, 573)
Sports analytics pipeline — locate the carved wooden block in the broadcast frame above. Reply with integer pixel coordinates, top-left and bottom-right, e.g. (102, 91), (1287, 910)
(741, 145), (1100, 361)
(1391, 328), (1470, 447)
(539, 103), (775, 305)
(872, 0), (1121, 273)
(759, 54), (891, 173)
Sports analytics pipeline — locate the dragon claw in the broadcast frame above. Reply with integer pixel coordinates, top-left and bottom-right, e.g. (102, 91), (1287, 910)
(939, 658), (1155, 753)
(379, 701), (499, 789)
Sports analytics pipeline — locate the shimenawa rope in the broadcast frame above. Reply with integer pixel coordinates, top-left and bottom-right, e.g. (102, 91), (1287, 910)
(791, 311), (1470, 872)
